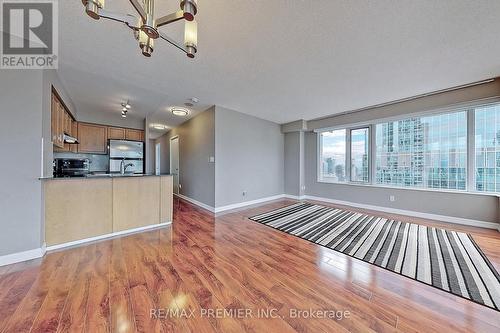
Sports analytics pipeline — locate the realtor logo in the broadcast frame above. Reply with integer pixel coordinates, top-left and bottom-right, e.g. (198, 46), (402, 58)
(1, 0), (58, 69)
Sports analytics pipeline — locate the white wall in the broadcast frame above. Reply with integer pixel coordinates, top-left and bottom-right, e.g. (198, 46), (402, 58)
(215, 106), (284, 207)
(0, 70), (45, 256)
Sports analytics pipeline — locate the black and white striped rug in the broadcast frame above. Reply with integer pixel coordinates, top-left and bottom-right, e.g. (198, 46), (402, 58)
(250, 202), (500, 311)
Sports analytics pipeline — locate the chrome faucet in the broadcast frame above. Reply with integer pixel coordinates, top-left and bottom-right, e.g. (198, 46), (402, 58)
(120, 159), (134, 175)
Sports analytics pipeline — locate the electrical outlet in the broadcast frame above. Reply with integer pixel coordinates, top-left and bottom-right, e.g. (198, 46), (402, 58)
(301, 185), (306, 191)
(209, 156), (215, 163)
(389, 195), (395, 202)
(242, 191), (247, 197)
(179, 184), (182, 189)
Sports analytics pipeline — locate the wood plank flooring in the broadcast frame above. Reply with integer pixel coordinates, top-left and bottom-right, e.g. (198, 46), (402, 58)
(0, 198), (499, 332)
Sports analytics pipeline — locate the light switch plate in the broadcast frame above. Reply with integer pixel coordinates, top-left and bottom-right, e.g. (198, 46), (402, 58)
(209, 156), (215, 163)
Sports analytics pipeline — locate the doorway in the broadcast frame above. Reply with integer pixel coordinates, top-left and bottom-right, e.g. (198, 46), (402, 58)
(155, 143), (161, 175)
(170, 136), (180, 194)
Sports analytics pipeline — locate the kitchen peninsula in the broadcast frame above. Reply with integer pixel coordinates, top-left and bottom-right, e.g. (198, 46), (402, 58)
(42, 174), (173, 248)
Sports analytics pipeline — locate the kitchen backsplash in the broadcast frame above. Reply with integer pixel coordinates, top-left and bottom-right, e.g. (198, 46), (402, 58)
(54, 152), (109, 172)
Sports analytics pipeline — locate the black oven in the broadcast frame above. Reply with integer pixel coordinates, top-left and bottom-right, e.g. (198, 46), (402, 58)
(53, 158), (90, 178)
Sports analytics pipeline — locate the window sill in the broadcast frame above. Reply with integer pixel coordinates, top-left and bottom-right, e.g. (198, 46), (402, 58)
(316, 179), (500, 198)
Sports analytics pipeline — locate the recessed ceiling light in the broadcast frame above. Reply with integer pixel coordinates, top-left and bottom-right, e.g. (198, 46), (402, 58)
(121, 113), (127, 118)
(171, 107), (189, 116)
(122, 107), (128, 112)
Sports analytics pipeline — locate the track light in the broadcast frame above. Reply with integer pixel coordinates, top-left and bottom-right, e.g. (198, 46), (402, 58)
(81, 0), (105, 20)
(121, 101), (131, 118)
(184, 19), (197, 58)
(180, 0), (197, 21)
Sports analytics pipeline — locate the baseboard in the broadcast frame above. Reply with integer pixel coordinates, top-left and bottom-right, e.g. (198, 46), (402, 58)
(284, 194), (307, 200)
(214, 194), (287, 213)
(304, 195), (499, 230)
(46, 222), (172, 252)
(0, 243), (46, 267)
(175, 193), (215, 213)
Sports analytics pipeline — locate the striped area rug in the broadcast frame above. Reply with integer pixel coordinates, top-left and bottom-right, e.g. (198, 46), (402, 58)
(250, 202), (500, 311)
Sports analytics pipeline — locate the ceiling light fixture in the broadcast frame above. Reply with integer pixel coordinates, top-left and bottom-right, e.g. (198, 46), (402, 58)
(153, 124), (167, 130)
(121, 101), (131, 118)
(170, 107), (189, 116)
(81, 0), (198, 58)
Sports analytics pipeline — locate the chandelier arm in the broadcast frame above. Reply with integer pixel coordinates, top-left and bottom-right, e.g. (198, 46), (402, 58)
(98, 9), (141, 29)
(159, 32), (189, 55)
(156, 11), (185, 28)
(128, 0), (147, 21)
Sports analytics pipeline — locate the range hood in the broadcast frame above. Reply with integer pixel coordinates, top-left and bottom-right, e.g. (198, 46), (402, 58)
(63, 133), (79, 144)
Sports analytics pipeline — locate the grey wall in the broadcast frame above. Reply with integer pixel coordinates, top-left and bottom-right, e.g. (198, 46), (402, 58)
(284, 132), (301, 196)
(155, 107), (216, 207)
(215, 106), (284, 207)
(280, 80), (500, 224)
(304, 132), (499, 223)
(0, 70), (44, 256)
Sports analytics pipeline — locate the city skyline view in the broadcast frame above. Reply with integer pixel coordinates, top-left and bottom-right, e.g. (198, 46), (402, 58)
(320, 104), (500, 194)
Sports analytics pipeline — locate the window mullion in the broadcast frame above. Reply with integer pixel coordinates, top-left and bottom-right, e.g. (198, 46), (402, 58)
(346, 129), (351, 182)
(467, 109), (475, 192)
(370, 124), (376, 184)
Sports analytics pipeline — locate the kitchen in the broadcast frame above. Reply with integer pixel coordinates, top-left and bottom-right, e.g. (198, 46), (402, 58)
(42, 87), (173, 250)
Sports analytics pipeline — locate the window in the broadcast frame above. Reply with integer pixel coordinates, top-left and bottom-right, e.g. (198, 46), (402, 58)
(375, 111), (467, 190)
(318, 102), (500, 195)
(350, 128), (369, 182)
(475, 104), (500, 193)
(320, 129), (346, 182)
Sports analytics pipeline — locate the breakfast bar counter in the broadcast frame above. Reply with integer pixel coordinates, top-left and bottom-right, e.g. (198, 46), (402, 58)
(42, 175), (173, 247)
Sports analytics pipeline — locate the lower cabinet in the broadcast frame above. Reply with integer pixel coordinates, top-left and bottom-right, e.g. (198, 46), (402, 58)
(44, 179), (113, 246)
(44, 176), (173, 247)
(112, 177), (161, 232)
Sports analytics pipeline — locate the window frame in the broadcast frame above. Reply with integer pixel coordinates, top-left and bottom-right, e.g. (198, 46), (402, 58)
(349, 126), (370, 183)
(316, 98), (500, 196)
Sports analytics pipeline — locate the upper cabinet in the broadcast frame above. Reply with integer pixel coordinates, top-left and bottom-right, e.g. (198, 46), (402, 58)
(77, 124), (144, 154)
(125, 129), (144, 142)
(51, 89), (75, 151)
(51, 89), (144, 154)
(77, 123), (108, 154)
(108, 127), (126, 140)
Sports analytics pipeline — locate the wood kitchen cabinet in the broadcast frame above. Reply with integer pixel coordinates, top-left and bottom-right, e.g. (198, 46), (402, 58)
(51, 94), (64, 149)
(52, 89), (77, 152)
(125, 128), (144, 141)
(108, 127), (126, 140)
(77, 123), (108, 154)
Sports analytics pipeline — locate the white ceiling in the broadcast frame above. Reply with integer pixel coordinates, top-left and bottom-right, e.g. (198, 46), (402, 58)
(58, 0), (500, 127)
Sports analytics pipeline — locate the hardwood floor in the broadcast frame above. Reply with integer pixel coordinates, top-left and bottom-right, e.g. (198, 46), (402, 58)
(0, 198), (499, 332)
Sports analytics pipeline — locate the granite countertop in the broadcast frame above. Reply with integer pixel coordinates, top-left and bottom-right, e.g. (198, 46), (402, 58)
(39, 173), (173, 180)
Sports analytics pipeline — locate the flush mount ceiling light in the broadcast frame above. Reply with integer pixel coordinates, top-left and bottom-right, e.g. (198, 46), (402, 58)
(170, 107), (189, 116)
(152, 124), (168, 130)
(81, 0), (198, 58)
